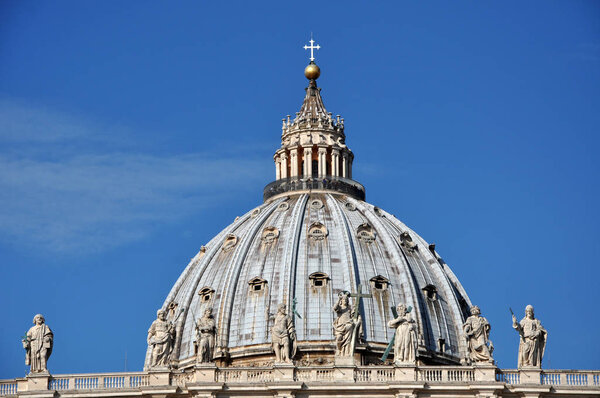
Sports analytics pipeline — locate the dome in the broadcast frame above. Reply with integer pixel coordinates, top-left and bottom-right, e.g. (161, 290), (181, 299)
(145, 61), (473, 369)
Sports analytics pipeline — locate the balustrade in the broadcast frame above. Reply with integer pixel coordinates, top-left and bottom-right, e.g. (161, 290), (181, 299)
(0, 382), (16, 396)
(417, 367), (475, 383)
(1, 367), (600, 397)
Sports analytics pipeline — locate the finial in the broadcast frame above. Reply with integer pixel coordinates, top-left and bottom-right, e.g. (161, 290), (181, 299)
(303, 36), (321, 80)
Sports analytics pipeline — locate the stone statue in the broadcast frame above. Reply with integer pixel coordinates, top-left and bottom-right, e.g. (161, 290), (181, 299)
(387, 303), (418, 364)
(147, 309), (176, 368)
(23, 314), (53, 373)
(195, 308), (216, 363)
(333, 292), (362, 357)
(512, 305), (547, 368)
(271, 304), (297, 363)
(463, 305), (494, 363)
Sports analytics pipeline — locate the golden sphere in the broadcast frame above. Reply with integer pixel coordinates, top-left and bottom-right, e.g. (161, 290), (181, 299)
(304, 63), (320, 80)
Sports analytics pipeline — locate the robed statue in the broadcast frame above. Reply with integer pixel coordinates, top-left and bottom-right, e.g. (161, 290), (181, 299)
(333, 292), (362, 357)
(23, 314), (53, 373)
(387, 303), (417, 364)
(147, 309), (176, 367)
(463, 305), (494, 363)
(512, 305), (547, 368)
(195, 308), (216, 363)
(271, 304), (297, 363)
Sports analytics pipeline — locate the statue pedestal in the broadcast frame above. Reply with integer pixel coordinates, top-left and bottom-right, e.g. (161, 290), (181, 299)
(148, 368), (171, 386)
(194, 363), (217, 382)
(333, 357), (356, 382)
(395, 364), (417, 381)
(474, 363), (498, 382)
(334, 356), (356, 367)
(273, 362), (295, 381)
(26, 372), (51, 392)
(519, 367), (542, 385)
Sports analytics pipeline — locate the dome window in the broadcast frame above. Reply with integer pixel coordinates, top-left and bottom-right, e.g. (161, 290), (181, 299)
(308, 222), (328, 241)
(309, 272), (330, 288)
(251, 207), (261, 218)
(399, 231), (418, 252)
(277, 202), (290, 211)
(221, 234), (239, 252)
(373, 206), (384, 217)
(309, 198), (324, 210)
(261, 226), (280, 244)
(344, 202), (356, 211)
(248, 277), (268, 293)
(198, 287), (215, 302)
(369, 275), (390, 291)
(356, 223), (376, 243)
(167, 301), (179, 319)
(438, 338), (446, 352)
(422, 284), (438, 301)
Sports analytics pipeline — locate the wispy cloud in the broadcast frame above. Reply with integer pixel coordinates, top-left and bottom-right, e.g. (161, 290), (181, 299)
(0, 100), (270, 254)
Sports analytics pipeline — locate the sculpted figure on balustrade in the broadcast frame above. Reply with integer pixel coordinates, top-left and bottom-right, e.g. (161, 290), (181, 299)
(271, 304), (297, 363)
(147, 309), (176, 368)
(333, 292), (362, 357)
(512, 305), (547, 368)
(387, 303), (418, 364)
(463, 305), (494, 364)
(195, 308), (216, 363)
(23, 314), (53, 373)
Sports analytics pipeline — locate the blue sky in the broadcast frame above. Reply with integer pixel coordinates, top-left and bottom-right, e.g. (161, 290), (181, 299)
(1, 1), (599, 377)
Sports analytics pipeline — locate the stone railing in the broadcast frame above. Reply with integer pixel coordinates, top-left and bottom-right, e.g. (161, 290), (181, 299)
(47, 372), (150, 390)
(1, 366), (599, 397)
(0, 381), (17, 396)
(496, 369), (600, 386)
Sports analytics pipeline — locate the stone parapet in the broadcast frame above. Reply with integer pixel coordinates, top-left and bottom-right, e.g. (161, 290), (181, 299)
(1, 366), (598, 397)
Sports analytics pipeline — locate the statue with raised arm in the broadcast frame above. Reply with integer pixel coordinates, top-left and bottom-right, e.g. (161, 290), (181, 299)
(195, 308), (216, 363)
(271, 304), (297, 363)
(23, 314), (53, 373)
(147, 309), (176, 368)
(333, 292), (362, 357)
(512, 305), (547, 368)
(387, 303), (417, 364)
(463, 305), (494, 363)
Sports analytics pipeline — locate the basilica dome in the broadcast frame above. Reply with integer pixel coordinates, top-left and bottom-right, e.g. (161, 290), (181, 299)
(145, 62), (473, 369)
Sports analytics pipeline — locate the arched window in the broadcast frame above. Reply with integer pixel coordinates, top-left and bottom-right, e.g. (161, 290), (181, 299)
(422, 284), (438, 301)
(309, 272), (330, 288)
(261, 226), (280, 244)
(198, 287), (215, 302)
(357, 223), (376, 243)
(308, 222), (328, 241)
(222, 234), (239, 252)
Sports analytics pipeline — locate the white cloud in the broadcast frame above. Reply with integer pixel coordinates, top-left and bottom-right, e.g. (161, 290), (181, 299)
(0, 100), (270, 253)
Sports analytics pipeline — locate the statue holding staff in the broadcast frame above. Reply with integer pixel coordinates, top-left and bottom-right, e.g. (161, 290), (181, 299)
(511, 305), (547, 368)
